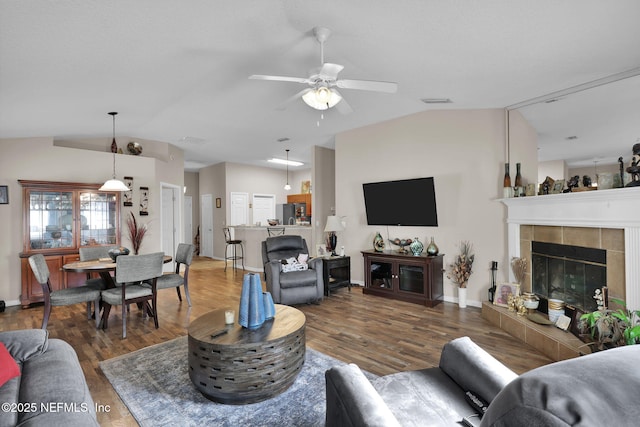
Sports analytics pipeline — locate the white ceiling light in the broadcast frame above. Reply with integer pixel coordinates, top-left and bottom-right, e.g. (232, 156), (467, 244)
(302, 86), (342, 110)
(100, 112), (130, 192)
(268, 157), (304, 166)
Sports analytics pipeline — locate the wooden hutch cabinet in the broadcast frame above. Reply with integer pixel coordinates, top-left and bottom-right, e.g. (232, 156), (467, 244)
(18, 180), (121, 307)
(362, 250), (444, 307)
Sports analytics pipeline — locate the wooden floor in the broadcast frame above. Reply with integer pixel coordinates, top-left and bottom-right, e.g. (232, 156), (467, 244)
(1, 257), (552, 426)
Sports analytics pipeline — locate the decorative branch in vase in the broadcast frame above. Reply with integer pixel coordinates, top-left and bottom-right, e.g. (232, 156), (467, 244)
(446, 241), (475, 288)
(126, 211), (148, 255)
(511, 257), (527, 288)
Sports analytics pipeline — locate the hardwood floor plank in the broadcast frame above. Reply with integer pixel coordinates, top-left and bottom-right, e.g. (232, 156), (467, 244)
(0, 256), (552, 425)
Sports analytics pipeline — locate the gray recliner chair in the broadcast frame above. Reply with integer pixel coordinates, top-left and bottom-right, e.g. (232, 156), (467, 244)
(261, 235), (324, 305)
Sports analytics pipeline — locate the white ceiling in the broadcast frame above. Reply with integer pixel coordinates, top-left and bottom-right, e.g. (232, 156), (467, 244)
(1, 1), (639, 171)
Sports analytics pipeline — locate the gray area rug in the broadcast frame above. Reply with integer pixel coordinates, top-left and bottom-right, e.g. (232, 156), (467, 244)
(100, 335), (376, 426)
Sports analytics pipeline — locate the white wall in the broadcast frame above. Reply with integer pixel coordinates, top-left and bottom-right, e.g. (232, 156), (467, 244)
(0, 137), (184, 305)
(335, 108), (538, 306)
(538, 159), (568, 184)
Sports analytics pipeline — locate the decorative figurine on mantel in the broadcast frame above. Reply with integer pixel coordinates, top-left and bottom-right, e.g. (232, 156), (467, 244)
(624, 142), (640, 187)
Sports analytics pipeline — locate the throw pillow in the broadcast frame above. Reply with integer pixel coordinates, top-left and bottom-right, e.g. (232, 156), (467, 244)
(0, 343), (20, 387)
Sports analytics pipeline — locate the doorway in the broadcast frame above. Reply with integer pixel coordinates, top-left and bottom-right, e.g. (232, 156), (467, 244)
(200, 194), (214, 258)
(230, 192), (249, 225)
(252, 193), (276, 226)
(161, 183), (181, 273)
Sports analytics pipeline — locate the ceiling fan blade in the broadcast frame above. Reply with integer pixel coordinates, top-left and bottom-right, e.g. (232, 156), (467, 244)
(336, 79), (398, 93)
(276, 88), (312, 110)
(333, 90), (353, 115)
(249, 74), (310, 84)
(318, 63), (344, 80)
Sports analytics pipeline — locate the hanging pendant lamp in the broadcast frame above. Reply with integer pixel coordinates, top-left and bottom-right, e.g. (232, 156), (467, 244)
(284, 149), (291, 191)
(100, 112), (130, 192)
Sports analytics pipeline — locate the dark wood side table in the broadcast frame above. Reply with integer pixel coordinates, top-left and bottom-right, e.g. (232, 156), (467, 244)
(188, 304), (306, 404)
(322, 256), (351, 296)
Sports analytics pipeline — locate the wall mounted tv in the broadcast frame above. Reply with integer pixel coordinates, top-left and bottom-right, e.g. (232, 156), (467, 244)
(362, 177), (438, 226)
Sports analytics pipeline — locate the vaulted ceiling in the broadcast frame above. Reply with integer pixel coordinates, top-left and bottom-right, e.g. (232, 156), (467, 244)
(1, 1), (639, 171)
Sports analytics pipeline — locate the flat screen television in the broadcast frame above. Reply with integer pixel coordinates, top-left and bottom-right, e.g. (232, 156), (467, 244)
(362, 177), (438, 226)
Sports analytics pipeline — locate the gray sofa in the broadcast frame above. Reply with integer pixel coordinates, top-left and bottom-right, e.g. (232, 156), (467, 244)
(325, 336), (640, 426)
(0, 329), (99, 427)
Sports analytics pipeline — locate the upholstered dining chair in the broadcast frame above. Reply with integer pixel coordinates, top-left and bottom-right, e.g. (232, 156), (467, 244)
(28, 254), (101, 329)
(154, 243), (195, 306)
(100, 252), (164, 339)
(79, 245), (117, 316)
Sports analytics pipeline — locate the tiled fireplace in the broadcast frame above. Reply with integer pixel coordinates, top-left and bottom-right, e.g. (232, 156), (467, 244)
(502, 187), (640, 310)
(482, 187), (640, 361)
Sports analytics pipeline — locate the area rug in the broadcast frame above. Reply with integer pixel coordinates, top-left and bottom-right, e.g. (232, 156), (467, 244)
(100, 336), (375, 426)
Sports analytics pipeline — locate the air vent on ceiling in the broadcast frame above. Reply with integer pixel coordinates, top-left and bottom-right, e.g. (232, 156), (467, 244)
(421, 98), (452, 104)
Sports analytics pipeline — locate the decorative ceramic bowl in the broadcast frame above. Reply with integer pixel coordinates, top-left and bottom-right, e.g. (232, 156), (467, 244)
(108, 246), (130, 261)
(267, 219), (279, 226)
(127, 141), (142, 155)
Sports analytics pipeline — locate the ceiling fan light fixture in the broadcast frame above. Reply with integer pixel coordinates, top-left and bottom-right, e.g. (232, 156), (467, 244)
(302, 87), (342, 110)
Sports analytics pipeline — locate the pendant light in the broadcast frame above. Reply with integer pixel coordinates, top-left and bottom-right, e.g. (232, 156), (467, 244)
(284, 149), (292, 191)
(100, 112), (130, 192)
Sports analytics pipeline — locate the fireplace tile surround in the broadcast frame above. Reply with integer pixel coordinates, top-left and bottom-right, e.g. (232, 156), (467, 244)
(482, 188), (640, 359)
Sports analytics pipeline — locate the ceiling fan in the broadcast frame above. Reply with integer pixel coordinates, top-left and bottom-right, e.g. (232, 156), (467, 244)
(249, 27), (398, 114)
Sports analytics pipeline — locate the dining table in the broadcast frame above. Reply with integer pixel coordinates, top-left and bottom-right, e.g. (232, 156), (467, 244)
(62, 254), (172, 328)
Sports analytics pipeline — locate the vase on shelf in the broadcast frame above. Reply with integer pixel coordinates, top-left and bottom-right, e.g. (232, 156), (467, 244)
(458, 287), (468, 308)
(503, 163), (512, 198)
(410, 237), (423, 256)
(373, 232), (385, 252)
(426, 237), (439, 256)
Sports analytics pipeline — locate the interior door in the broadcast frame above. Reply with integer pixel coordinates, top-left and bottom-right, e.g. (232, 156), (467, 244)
(200, 194), (214, 258)
(184, 195), (193, 245)
(161, 186), (178, 272)
(230, 192), (248, 226)
(252, 193), (276, 226)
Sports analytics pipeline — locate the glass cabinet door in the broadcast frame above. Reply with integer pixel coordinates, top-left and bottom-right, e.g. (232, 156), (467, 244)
(28, 190), (74, 250)
(399, 263), (425, 294)
(369, 260), (393, 289)
(79, 191), (118, 246)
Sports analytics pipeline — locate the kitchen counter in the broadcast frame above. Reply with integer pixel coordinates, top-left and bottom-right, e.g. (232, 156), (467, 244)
(231, 225), (313, 271)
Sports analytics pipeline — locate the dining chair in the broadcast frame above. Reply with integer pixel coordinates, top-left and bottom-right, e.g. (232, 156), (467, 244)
(28, 254), (101, 329)
(100, 252), (164, 339)
(154, 243), (195, 306)
(79, 245), (117, 317)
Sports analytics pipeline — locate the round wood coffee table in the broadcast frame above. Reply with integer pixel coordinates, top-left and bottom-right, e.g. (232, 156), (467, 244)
(188, 304), (306, 404)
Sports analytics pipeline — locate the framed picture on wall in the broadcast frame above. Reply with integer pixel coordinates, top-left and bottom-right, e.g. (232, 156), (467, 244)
(216, 197), (221, 208)
(0, 186), (7, 204)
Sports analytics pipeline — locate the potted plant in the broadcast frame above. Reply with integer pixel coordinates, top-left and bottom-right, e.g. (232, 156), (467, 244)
(446, 241), (474, 308)
(579, 297), (640, 352)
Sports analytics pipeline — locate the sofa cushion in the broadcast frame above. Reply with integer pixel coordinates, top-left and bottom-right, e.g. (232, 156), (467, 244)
(279, 269), (318, 289)
(480, 344), (640, 427)
(0, 329), (49, 363)
(373, 367), (480, 426)
(18, 338), (98, 426)
(0, 342), (20, 387)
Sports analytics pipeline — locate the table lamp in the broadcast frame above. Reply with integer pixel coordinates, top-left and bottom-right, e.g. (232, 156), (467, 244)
(324, 215), (344, 256)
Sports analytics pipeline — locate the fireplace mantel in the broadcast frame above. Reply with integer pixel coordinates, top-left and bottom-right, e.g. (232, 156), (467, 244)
(501, 187), (640, 309)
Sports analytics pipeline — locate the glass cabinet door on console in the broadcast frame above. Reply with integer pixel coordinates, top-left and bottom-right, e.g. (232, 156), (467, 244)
(369, 259), (393, 290)
(19, 180), (121, 307)
(362, 250), (443, 307)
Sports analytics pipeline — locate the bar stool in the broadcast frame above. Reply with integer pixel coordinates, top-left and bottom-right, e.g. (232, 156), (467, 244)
(223, 227), (244, 272)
